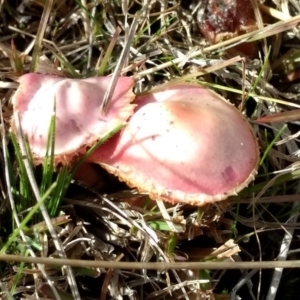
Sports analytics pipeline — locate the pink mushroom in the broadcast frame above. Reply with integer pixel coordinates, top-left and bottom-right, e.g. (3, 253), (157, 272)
(11, 73), (135, 164)
(87, 83), (259, 206)
(11, 74), (259, 206)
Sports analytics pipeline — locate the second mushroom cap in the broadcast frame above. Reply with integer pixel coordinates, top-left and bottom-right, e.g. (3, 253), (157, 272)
(88, 83), (259, 206)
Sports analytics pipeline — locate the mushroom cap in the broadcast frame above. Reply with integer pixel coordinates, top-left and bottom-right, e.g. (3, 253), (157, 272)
(11, 73), (135, 163)
(88, 83), (259, 206)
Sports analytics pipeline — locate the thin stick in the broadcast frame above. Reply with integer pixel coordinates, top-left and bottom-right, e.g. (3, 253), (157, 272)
(100, 12), (141, 113)
(31, 0), (53, 72)
(0, 254), (300, 270)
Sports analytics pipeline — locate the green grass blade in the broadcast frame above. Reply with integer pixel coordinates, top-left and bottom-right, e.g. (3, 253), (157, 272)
(0, 182), (57, 254)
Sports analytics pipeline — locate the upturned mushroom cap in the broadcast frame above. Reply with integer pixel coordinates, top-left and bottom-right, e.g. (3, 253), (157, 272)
(11, 73), (135, 164)
(88, 83), (259, 206)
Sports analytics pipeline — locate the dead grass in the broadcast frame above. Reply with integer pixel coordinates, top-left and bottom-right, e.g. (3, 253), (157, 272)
(1, 0), (300, 299)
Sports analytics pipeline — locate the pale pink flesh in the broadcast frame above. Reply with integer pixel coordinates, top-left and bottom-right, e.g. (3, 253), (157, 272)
(12, 73), (135, 163)
(88, 84), (259, 206)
